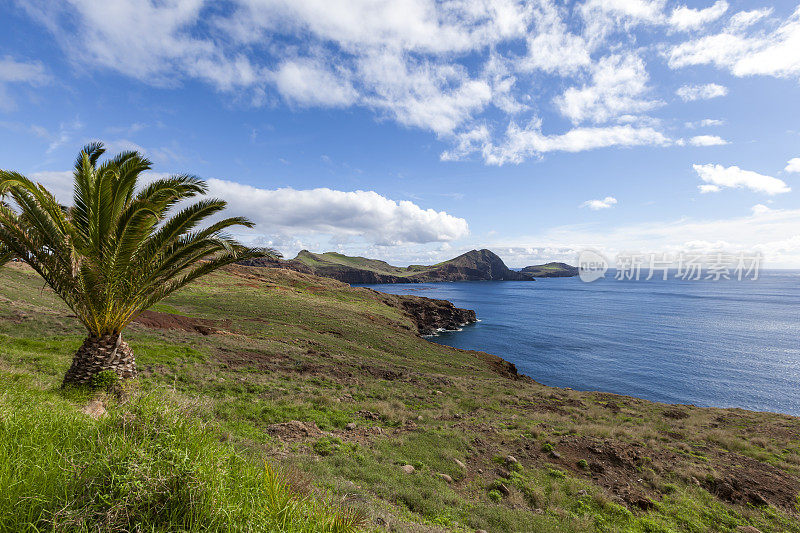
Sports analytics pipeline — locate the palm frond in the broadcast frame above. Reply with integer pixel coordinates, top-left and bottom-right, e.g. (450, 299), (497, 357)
(0, 145), (262, 337)
(0, 243), (13, 265)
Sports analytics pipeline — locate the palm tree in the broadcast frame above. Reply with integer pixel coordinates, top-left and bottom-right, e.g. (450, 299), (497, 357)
(0, 194), (12, 263)
(0, 142), (269, 386)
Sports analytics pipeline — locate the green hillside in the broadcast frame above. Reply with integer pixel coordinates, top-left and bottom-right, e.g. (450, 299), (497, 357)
(291, 249), (532, 283)
(295, 250), (412, 275)
(1, 262), (799, 532)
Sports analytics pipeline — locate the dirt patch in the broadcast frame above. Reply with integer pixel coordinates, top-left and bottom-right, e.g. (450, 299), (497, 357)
(266, 420), (324, 441)
(663, 408), (690, 420)
(523, 436), (673, 508)
(359, 364), (405, 381)
(3, 310), (31, 324)
(495, 433), (800, 514)
(81, 400), (107, 420)
(133, 310), (230, 335)
(215, 346), (288, 370)
(705, 451), (800, 511)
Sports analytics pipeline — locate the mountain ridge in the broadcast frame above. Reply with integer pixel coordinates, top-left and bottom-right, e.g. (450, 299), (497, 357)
(241, 249), (578, 284)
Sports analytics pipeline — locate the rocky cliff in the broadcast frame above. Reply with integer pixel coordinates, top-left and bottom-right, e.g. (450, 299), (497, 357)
(393, 294), (477, 335)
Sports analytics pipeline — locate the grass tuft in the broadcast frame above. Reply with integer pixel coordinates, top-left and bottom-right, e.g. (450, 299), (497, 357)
(0, 374), (362, 532)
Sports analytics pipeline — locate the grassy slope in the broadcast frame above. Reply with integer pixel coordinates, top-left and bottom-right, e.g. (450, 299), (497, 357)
(1, 262), (799, 532)
(295, 251), (457, 278)
(295, 251), (411, 276)
(527, 263), (567, 271)
(0, 377), (361, 532)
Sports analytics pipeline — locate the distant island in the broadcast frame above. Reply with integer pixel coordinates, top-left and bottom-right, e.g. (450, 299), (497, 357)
(241, 248), (579, 284)
(520, 261), (580, 278)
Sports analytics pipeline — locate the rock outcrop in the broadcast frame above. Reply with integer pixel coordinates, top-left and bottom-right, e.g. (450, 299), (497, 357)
(393, 294), (477, 335)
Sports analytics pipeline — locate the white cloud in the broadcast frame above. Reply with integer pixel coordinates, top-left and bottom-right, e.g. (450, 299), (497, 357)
(685, 118), (724, 128)
(29, 171), (74, 203)
(689, 135), (728, 146)
(578, 0), (668, 49)
(484, 54), (527, 114)
(220, 0), (530, 54)
(668, 6), (800, 79)
(25, 169), (469, 246)
(0, 55), (50, 111)
(581, 196), (618, 210)
(693, 163), (790, 195)
(356, 50), (493, 135)
(42, 118), (84, 154)
(726, 8), (773, 32)
(555, 53), (659, 124)
(480, 122), (672, 165)
(23, 0), (783, 164)
(517, 1), (591, 76)
(273, 59), (357, 107)
(751, 203), (771, 215)
(785, 158), (800, 173)
(205, 180), (469, 245)
(580, 0), (666, 22)
(675, 83), (728, 101)
(0, 55), (49, 84)
(20, 0), (265, 91)
(580, 0), (666, 30)
(488, 205), (800, 267)
(668, 1), (728, 32)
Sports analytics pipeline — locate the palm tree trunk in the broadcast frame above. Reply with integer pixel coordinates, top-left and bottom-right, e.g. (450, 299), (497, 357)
(62, 333), (137, 386)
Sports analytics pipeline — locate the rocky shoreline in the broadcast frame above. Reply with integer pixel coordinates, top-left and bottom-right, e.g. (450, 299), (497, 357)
(363, 288), (478, 336)
(394, 294), (477, 336)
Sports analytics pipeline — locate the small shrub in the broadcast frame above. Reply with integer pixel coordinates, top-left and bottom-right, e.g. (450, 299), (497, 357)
(577, 459), (589, 470)
(488, 489), (503, 503)
(548, 468), (565, 479)
(489, 480), (507, 491)
(661, 483), (678, 494)
(312, 436), (342, 456)
(91, 369), (119, 392)
(541, 443), (554, 453)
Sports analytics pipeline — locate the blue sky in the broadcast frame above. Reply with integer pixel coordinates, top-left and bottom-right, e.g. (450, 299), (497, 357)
(1, 0), (800, 266)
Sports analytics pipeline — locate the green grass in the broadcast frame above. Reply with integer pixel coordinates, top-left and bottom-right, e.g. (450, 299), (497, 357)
(295, 250), (459, 278)
(295, 251), (409, 275)
(0, 372), (362, 532)
(1, 262), (800, 532)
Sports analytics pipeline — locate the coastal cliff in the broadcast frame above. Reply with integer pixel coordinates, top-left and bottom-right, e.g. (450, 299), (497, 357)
(235, 257), (478, 333)
(390, 294), (477, 335)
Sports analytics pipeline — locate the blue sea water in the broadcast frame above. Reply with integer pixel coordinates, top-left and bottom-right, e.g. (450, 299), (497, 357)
(360, 271), (800, 416)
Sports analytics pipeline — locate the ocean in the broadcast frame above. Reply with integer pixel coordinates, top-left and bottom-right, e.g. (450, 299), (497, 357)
(360, 271), (800, 416)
